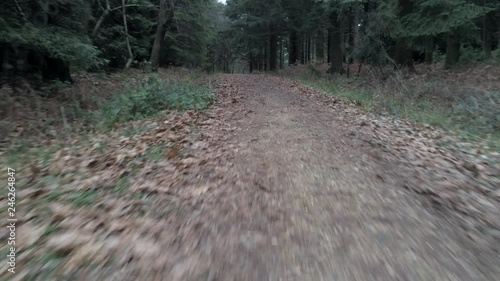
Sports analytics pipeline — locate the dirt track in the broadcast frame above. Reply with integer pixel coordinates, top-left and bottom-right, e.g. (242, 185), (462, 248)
(7, 74), (500, 281)
(159, 75), (499, 281)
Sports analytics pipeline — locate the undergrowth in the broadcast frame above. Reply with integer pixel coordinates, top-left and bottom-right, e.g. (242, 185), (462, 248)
(95, 75), (213, 129)
(281, 65), (500, 147)
(1, 71), (215, 172)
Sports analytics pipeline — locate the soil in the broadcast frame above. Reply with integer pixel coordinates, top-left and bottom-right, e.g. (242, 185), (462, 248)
(3, 74), (499, 281)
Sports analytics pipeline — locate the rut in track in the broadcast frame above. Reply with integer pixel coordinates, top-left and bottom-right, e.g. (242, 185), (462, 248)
(170, 74), (499, 281)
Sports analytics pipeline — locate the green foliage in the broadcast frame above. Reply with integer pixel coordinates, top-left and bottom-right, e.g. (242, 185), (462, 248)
(351, 1), (395, 66)
(450, 89), (500, 136)
(166, 0), (215, 67)
(98, 75), (213, 128)
(72, 190), (98, 207)
(402, 0), (493, 37)
(93, 0), (156, 67)
(289, 71), (500, 141)
(460, 45), (500, 64)
(0, 2), (107, 70)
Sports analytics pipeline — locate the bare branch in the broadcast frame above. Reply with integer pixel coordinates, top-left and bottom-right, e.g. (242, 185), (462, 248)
(13, 0), (28, 21)
(91, 1), (157, 38)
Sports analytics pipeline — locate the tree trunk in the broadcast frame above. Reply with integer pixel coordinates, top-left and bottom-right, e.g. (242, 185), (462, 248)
(301, 36), (305, 64)
(327, 31), (331, 64)
(445, 30), (460, 69)
(122, 0), (134, 70)
(316, 30), (325, 61)
(289, 29), (299, 65)
(482, 15), (492, 57)
(150, 24), (166, 72)
(353, 6), (360, 56)
(150, 0), (173, 72)
(279, 35), (284, 69)
(92, 0), (111, 38)
(249, 53), (253, 73)
(328, 11), (344, 74)
(394, 39), (414, 69)
(92, 1), (148, 38)
(269, 25), (278, 71)
(264, 44), (268, 71)
(307, 35), (312, 63)
(482, 0), (493, 58)
(348, 7), (354, 64)
(483, 31), (492, 58)
(424, 36), (433, 64)
(394, 0), (414, 71)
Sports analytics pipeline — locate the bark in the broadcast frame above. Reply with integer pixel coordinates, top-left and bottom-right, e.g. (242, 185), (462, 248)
(301, 36), (306, 64)
(150, 23), (166, 72)
(307, 36), (311, 63)
(445, 30), (460, 69)
(249, 54), (253, 73)
(279, 35), (284, 69)
(264, 44), (268, 71)
(394, 39), (414, 70)
(14, 0), (28, 21)
(92, 0), (148, 38)
(483, 32), (492, 58)
(122, 0), (134, 70)
(328, 11), (344, 74)
(92, 0), (111, 38)
(316, 30), (325, 61)
(353, 6), (360, 56)
(394, 0), (414, 71)
(327, 31), (331, 64)
(348, 7), (354, 64)
(268, 25), (278, 71)
(150, 0), (173, 72)
(289, 29), (299, 65)
(424, 36), (433, 64)
(482, 14), (492, 57)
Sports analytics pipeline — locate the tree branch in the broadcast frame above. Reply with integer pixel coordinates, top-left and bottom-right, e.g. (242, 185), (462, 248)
(91, 0), (156, 38)
(91, 0), (111, 38)
(13, 0), (28, 21)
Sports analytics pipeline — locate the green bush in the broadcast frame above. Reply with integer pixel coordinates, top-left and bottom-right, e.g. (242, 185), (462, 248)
(98, 75), (213, 128)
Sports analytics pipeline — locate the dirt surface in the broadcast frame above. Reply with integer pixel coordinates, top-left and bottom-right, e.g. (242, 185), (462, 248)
(191, 75), (500, 281)
(3, 74), (500, 280)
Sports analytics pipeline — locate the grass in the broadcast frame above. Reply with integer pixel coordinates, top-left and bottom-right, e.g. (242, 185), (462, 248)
(142, 144), (166, 162)
(36, 145), (63, 167)
(113, 176), (131, 194)
(95, 74), (213, 129)
(72, 190), (98, 207)
(285, 68), (500, 148)
(24, 250), (67, 281)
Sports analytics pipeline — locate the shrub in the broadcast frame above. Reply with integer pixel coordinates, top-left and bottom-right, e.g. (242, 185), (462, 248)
(98, 75), (213, 128)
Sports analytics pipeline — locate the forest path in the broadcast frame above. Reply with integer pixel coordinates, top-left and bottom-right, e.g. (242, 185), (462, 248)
(183, 74), (499, 281)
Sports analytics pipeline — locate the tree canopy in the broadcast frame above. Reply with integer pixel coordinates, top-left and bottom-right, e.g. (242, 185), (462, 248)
(1, 0), (499, 83)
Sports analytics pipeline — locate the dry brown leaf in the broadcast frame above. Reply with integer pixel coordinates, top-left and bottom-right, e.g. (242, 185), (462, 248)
(17, 223), (47, 251)
(167, 145), (181, 159)
(47, 231), (92, 255)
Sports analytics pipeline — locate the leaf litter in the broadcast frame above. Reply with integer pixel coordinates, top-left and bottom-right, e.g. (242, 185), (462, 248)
(0, 74), (499, 280)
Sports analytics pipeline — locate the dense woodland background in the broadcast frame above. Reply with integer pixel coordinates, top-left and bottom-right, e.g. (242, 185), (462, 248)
(1, 0), (500, 144)
(3, 2), (500, 280)
(1, 0), (499, 82)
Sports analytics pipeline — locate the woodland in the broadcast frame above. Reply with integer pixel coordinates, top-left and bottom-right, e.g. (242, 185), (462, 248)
(1, 0), (500, 280)
(1, 0), (499, 79)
